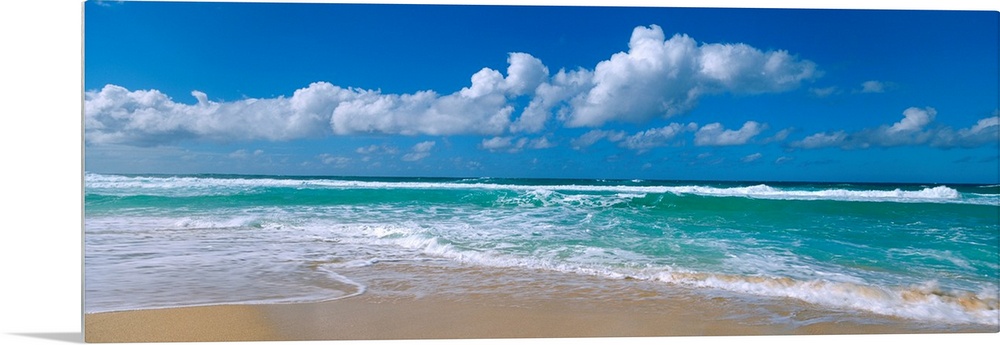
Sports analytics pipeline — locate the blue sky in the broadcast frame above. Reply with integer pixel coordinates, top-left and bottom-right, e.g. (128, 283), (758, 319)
(83, 1), (999, 183)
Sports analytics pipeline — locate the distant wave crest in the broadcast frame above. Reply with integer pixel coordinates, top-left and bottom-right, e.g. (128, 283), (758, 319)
(85, 173), (994, 205)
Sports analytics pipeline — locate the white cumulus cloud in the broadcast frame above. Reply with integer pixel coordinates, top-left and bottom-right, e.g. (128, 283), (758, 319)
(620, 123), (697, 151)
(790, 107), (998, 149)
(356, 144), (399, 157)
(562, 25), (816, 127)
(513, 68), (593, 133)
(401, 141), (436, 161)
(694, 121), (766, 146)
(329, 53), (549, 136)
(481, 136), (522, 152)
(503, 52), (550, 96)
(570, 129), (627, 150)
(930, 112), (1000, 148)
(84, 83), (354, 145)
(889, 107), (936, 133)
(85, 25), (818, 146)
(481, 136), (556, 152)
(84, 53), (545, 144)
(790, 131), (848, 149)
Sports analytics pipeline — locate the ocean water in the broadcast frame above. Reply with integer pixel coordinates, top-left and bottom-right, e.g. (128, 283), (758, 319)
(83, 173), (1000, 328)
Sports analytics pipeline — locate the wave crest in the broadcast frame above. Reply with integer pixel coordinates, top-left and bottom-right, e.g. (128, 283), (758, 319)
(85, 173), (985, 205)
(656, 271), (998, 325)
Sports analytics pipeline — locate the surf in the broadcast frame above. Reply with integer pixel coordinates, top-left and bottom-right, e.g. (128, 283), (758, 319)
(85, 173), (994, 205)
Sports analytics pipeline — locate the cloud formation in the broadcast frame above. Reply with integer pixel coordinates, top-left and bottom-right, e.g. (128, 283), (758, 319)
(694, 121), (766, 146)
(570, 129), (627, 150)
(620, 123), (697, 152)
(791, 131), (849, 149)
(85, 25), (817, 146)
(790, 107), (999, 149)
(356, 144), (398, 155)
(571, 120), (778, 152)
(318, 153), (351, 167)
(742, 152), (763, 163)
(84, 53), (546, 144)
(810, 86), (840, 97)
(331, 53), (548, 136)
(860, 80), (886, 93)
(481, 136), (526, 152)
(561, 25), (816, 127)
(888, 107), (935, 133)
(84, 83), (352, 145)
(401, 141), (436, 161)
(479, 135), (556, 153)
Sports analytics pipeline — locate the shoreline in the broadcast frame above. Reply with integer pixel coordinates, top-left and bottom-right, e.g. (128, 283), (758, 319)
(83, 172), (1000, 342)
(84, 263), (999, 342)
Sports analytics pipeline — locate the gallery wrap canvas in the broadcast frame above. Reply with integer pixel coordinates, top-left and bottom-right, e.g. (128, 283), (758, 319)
(82, 0), (999, 343)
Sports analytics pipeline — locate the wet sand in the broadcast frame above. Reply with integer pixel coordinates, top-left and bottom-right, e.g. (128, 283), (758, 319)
(84, 261), (998, 342)
(80, 295), (871, 343)
(84, 287), (998, 342)
(85, 295), (747, 342)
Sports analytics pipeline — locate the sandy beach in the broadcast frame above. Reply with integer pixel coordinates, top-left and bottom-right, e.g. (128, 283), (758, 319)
(83, 262), (998, 343)
(83, 294), (997, 343)
(87, 295), (740, 342)
(81, 295), (913, 343)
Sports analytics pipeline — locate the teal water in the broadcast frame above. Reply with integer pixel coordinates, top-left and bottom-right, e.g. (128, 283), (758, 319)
(83, 173), (999, 326)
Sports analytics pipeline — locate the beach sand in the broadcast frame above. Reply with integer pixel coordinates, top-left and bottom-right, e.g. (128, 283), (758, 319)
(84, 304), (278, 342)
(84, 294), (751, 342)
(84, 260), (998, 342)
(83, 293), (995, 343)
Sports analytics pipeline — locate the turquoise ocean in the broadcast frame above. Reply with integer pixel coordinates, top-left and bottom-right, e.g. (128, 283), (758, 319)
(84, 173), (1000, 329)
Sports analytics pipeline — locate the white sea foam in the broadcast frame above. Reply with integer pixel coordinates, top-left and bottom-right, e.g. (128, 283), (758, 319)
(85, 211), (371, 313)
(329, 221), (999, 326)
(85, 173), (987, 204)
(660, 184), (970, 203)
(654, 271), (999, 326)
(419, 238), (997, 325)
